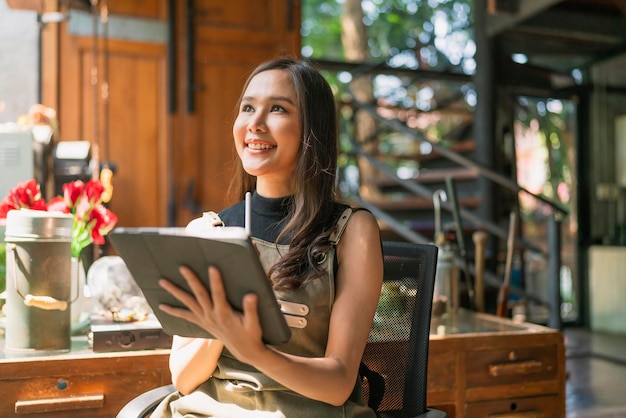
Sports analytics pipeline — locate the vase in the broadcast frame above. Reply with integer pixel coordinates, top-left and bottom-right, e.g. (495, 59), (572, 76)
(71, 256), (92, 327)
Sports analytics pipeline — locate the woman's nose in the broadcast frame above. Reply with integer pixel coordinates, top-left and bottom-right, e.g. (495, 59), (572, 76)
(248, 114), (267, 132)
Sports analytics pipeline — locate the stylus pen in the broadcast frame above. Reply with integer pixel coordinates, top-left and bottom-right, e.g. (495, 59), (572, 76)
(245, 191), (252, 236)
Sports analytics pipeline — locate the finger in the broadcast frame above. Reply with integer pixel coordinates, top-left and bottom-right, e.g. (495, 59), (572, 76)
(179, 265), (213, 312)
(207, 265), (230, 310)
(241, 293), (262, 338)
(158, 301), (198, 323)
(179, 266), (211, 299)
(159, 278), (199, 311)
(156, 280), (200, 323)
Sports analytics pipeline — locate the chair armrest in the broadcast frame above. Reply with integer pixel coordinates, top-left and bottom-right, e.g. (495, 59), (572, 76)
(414, 408), (448, 418)
(116, 384), (176, 418)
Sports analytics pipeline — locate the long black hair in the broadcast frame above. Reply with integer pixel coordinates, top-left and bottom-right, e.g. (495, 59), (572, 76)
(228, 57), (339, 289)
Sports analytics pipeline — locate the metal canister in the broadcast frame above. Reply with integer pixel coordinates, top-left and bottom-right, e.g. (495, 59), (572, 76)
(4, 209), (74, 353)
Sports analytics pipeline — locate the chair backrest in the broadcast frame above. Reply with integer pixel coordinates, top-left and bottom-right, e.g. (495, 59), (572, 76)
(361, 241), (439, 416)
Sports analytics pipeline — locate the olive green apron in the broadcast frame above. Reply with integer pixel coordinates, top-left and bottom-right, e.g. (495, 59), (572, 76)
(152, 208), (375, 418)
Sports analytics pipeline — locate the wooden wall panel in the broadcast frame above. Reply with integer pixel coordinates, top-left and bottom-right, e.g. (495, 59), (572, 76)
(107, 0), (168, 19)
(43, 0), (300, 229)
(175, 0), (301, 224)
(193, 47), (287, 214)
(104, 48), (168, 227)
(55, 33), (167, 227)
(194, 0), (296, 46)
(56, 30), (84, 143)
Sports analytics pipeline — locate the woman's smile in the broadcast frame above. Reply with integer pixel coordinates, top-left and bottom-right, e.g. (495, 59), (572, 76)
(246, 141), (276, 151)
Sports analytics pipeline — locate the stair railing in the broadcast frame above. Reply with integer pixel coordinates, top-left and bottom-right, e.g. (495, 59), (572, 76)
(317, 59), (568, 326)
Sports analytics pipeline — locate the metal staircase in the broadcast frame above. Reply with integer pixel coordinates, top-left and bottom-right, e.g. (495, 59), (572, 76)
(316, 59), (568, 326)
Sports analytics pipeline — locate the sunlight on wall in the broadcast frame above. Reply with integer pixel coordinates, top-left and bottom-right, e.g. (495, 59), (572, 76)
(0, 0), (39, 124)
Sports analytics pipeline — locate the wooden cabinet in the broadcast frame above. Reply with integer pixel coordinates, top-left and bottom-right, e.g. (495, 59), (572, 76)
(427, 310), (566, 418)
(464, 395), (563, 418)
(0, 337), (170, 418)
(0, 310), (564, 418)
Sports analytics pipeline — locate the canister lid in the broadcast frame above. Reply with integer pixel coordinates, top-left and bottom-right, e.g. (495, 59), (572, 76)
(5, 209), (73, 240)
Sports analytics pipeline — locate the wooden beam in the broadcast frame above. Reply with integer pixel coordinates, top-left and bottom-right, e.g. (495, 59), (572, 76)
(488, 0), (520, 14)
(515, 9), (626, 44)
(6, 0), (44, 13)
(486, 0), (565, 36)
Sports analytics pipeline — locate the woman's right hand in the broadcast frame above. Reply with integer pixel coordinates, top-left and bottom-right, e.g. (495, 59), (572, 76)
(159, 265), (269, 387)
(159, 266), (265, 353)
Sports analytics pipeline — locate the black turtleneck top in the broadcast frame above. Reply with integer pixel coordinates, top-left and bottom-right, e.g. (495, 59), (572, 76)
(218, 191), (349, 245)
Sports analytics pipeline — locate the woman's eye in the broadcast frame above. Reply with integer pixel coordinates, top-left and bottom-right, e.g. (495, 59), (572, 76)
(271, 105), (285, 112)
(242, 104), (253, 112)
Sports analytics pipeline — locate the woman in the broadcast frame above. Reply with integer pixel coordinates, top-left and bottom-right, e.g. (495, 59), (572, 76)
(153, 57), (383, 417)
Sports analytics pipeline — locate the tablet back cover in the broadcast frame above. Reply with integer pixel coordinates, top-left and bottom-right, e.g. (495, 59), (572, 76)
(109, 228), (291, 345)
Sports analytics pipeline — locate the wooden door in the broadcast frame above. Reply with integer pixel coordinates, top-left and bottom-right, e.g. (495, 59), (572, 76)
(61, 39), (168, 228)
(43, 0), (300, 228)
(43, 1), (169, 228)
(174, 0), (301, 225)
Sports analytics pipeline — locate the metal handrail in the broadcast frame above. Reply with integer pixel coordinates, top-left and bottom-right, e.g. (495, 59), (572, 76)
(315, 58), (568, 216)
(349, 97), (568, 215)
(318, 58), (568, 323)
(348, 138), (546, 256)
(356, 196), (546, 306)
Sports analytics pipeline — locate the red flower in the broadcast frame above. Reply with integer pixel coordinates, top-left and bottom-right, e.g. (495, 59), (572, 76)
(62, 180), (85, 207)
(46, 196), (70, 213)
(88, 204), (118, 245)
(84, 180), (104, 203)
(0, 179), (47, 218)
(1, 178), (118, 258)
(60, 179), (118, 256)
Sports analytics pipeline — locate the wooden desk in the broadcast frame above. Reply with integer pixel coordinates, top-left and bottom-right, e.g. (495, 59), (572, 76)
(0, 335), (170, 418)
(427, 309), (565, 417)
(0, 310), (565, 418)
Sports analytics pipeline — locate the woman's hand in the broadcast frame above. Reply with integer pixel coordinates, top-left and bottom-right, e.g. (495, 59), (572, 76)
(158, 265), (267, 363)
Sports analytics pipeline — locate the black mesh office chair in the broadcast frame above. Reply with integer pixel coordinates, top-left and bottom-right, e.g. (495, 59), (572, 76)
(117, 241), (445, 418)
(361, 241), (446, 417)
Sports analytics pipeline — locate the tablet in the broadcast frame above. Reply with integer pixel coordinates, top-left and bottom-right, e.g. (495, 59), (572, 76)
(108, 226), (291, 345)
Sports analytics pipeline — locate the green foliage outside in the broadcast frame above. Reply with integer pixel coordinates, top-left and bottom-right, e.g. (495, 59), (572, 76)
(302, 0), (475, 73)
(302, 0), (478, 195)
(301, 1), (573, 212)
(514, 97), (576, 215)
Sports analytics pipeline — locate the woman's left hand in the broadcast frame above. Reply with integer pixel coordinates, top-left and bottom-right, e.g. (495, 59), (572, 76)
(158, 265), (266, 361)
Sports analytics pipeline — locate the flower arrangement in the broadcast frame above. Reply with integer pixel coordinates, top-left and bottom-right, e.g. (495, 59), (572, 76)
(0, 179), (118, 258)
(0, 179), (47, 216)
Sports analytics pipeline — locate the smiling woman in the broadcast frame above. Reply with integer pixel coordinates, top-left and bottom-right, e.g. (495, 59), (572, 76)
(150, 57), (384, 418)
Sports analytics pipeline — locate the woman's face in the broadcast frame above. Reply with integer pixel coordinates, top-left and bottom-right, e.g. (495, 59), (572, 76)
(233, 69), (302, 195)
